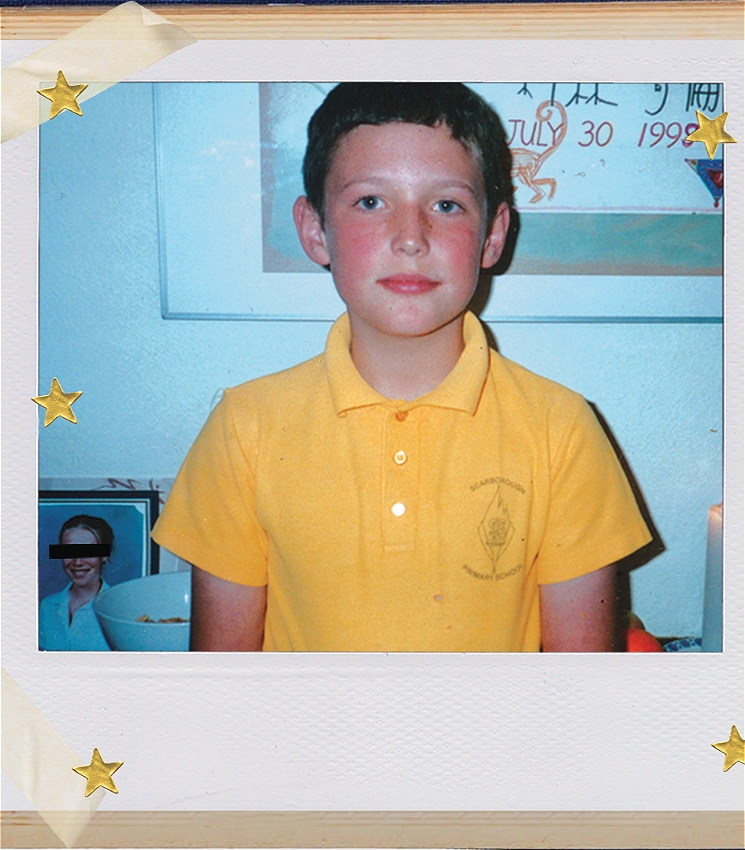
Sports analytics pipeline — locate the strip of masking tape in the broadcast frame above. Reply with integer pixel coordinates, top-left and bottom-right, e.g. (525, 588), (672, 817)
(2, 668), (106, 847)
(1, 1), (196, 144)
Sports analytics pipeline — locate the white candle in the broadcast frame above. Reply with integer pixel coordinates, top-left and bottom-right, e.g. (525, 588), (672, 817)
(702, 503), (723, 652)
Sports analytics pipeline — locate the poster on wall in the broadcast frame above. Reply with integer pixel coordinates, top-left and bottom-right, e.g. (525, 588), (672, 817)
(138, 81), (724, 319)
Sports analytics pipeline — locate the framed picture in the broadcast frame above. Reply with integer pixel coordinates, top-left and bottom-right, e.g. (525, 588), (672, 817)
(155, 81), (722, 322)
(1, 3), (742, 849)
(38, 489), (160, 600)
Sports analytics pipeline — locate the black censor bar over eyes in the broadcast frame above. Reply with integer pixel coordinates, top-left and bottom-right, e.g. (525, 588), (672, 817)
(49, 544), (111, 559)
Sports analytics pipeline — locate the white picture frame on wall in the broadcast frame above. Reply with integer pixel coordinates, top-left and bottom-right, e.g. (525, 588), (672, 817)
(150, 80), (723, 323)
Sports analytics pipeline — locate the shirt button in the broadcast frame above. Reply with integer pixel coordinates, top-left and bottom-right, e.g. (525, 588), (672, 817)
(391, 502), (406, 517)
(393, 450), (407, 465)
(395, 410), (408, 422)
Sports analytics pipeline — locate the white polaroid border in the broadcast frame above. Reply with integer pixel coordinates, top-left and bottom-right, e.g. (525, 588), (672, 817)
(2, 33), (743, 843)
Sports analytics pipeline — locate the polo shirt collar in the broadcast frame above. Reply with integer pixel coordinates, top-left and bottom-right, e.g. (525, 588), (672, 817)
(326, 311), (490, 417)
(62, 579), (110, 597)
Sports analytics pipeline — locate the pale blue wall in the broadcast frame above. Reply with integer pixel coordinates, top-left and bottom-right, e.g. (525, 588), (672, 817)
(39, 84), (722, 639)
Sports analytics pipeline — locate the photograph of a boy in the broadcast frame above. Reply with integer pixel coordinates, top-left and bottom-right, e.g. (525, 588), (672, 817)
(152, 82), (652, 652)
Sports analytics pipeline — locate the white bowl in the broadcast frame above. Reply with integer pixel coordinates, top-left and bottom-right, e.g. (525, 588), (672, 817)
(93, 572), (191, 652)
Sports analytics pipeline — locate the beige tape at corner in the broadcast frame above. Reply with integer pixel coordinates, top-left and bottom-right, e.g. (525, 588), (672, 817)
(1, 1), (196, 144)
(2, 668), (107, 847)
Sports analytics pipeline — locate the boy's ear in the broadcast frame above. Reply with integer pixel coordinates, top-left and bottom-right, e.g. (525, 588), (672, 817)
(480, 202), (511, 269)
(293, 196), (331, 268)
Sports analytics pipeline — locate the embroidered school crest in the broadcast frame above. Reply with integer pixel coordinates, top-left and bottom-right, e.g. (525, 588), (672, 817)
(478, 485), (515, 572)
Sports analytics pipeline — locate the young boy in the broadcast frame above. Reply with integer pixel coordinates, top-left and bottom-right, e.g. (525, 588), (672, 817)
(152, 83), (651, 652)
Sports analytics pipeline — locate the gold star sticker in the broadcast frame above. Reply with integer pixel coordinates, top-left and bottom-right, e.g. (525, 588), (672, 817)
(32, 377), (83, 426)
(712, 725), (745, 771)
(38, 70), (88, 120)
(72, 748), (123, 796)
(686, 111), (737, 160)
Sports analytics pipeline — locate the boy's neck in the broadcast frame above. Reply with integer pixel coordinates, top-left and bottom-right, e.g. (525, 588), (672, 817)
(348, 313), (466, 401)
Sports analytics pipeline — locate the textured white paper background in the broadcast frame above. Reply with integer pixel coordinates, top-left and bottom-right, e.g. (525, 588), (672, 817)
(2, 39), (743, 813)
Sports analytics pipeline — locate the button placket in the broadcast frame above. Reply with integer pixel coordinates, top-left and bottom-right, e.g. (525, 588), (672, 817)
(382, 408), (418, 548)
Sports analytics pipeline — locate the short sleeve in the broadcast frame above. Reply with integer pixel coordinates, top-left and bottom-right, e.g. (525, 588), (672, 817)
(152, 391), (269, 586)
(535, 398), (652, 585)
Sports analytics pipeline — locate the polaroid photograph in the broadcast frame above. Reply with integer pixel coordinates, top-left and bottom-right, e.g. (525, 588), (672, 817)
(1, 3), (743, 848)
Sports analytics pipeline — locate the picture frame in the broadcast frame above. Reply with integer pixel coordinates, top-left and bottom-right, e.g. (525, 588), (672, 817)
(2, 3), (743, 848)
(38, 489), (160, 602)
(153, 80), (722, 322)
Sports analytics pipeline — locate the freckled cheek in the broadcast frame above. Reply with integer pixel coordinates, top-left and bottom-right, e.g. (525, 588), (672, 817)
(328, 224), (383, 275)
(440, 229), (485, 273)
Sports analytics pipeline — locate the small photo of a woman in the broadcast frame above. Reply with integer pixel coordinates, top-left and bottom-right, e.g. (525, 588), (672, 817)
(39, 515), (113, 651)
(38, 490), (160, 651)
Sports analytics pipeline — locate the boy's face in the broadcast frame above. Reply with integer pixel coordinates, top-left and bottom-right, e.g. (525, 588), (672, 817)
(294, 122), (509, 343)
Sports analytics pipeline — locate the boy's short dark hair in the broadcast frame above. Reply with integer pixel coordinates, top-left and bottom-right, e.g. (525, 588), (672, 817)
(302, 82), (514, 226)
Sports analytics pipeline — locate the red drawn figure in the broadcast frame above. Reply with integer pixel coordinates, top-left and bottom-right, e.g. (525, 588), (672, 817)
(510, 100), (567, 204)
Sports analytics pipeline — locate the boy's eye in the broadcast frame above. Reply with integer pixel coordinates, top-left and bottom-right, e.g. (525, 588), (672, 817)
(356, 196), (383, 210)
(434, 200), (462, 213)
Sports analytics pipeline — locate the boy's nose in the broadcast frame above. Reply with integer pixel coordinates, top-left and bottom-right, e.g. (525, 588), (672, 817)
(391, 206), (430, 256)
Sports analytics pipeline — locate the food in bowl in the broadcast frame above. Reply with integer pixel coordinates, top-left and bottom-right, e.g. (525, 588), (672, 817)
(93, 571), (191, 651)
(136, 615), (189, 623)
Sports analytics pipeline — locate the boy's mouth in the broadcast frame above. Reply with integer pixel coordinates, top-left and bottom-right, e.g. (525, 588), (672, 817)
(378, 274), (440, 294)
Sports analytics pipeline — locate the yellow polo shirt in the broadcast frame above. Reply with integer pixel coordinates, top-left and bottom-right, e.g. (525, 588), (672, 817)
(153, 312), (651, 651)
